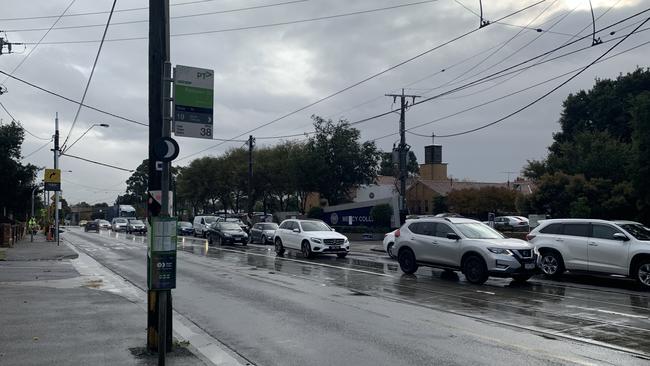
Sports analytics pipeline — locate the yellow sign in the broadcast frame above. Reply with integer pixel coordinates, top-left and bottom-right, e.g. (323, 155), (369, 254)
(44, 169), (61, 183)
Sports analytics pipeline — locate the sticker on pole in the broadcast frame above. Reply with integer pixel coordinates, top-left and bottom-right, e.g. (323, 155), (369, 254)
(173, 65), (214, 139)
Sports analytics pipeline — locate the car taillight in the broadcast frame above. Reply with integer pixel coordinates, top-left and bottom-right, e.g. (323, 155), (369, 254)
(525, 234), (535, 241)
(395, 229), (401, 238)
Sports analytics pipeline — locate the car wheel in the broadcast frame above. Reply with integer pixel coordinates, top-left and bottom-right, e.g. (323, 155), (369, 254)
(275, 238), (285, 256)
(386, 243), (395, 259)
(262, 235), (268, 245)
(208, 233), (213, 245)
(301, 241), (314, 259)
(398, 248), (418, 274)
(463, 255), (488, 285)
(511, 274), (532, 283)
(540, 250), (565, 278)
(635, 259), (650, 290)
(337, 253), (347, 259)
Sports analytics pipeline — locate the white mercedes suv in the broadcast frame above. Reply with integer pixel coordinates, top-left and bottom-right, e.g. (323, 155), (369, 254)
(274, 219), (350, 259)
(393, 217), (537, 284)
(528, 219), (650, 289)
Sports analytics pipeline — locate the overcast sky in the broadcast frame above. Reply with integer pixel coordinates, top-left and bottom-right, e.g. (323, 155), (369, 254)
(1, 0), (647, 204)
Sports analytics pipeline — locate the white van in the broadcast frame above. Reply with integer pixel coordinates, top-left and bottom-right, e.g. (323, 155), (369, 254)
(193, 215), (219, 238)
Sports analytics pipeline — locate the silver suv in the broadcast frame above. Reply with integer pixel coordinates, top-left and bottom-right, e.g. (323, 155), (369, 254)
(393, 217), (537, 284)
(528, 219), (650, 289)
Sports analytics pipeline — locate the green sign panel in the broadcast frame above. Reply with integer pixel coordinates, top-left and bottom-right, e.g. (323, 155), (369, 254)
(174, 65), (214, 139)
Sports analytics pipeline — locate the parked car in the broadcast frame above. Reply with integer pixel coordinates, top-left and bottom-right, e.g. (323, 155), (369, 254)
(79, 220), (88, 227)
(493, 216), (529, 232)
(84, 220), (100, 233)
(225, 217), (249, 233)
(97, 220), (111, 230)
(393, 217), (537, 284)
(207, 222), (249, 246)
(177, 221), (194, 236)
(111, 218), (129, 232)
(126, 219), (147, 234)
(250, 222), (278, 244)
(193, 215), (219, 238)
(528, 219), (650, 289)
(274, 219), (350, 259)
(383, 230), (397, 259)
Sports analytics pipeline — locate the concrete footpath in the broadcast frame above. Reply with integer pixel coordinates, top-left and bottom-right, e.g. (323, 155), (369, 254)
(0, 233), (206, 366)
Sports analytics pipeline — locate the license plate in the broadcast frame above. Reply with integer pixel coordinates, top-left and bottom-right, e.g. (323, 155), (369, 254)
(329, 245), (340, 250)
(525, 263), (535, 270)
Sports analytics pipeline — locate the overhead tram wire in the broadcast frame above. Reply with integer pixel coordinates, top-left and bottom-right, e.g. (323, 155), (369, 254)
(0, 0), (76, 86)
(61, 0), (118, 151)
(0, 101), (51, 140)
(421, 18), (649, 139)
(21, 0), (443, 45)
(60, 153), (135, 172)
(252, 10), (650, 144)
(5, 0), (309, 32)
(174, 0), (548, 162)
(0, 69), (147, 126)
(21, 138), (53, 160)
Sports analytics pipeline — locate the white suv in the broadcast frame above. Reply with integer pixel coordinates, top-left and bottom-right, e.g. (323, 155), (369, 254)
(393, 217), (537, 284)
(528, 219), (650, 289)
(274, 219), (350, 259)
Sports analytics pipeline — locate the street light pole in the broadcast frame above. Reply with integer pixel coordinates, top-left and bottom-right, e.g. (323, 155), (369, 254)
(62, 123), (109, 154)
(54, 113), (60, 246)
(30, 184), (41, 242)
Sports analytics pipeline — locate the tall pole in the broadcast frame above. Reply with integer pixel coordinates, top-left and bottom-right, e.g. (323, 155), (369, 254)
(30, 185), (39, 242)
(148, 0), (172, 360)
(385, 89), (420, 225)
(247, 135), (255, 217)
(54, 113), (60, 246)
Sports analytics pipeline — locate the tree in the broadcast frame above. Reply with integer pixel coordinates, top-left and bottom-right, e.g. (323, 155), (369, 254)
(379, 151), (419, 177)
(446, 187), (519, 219)
(631, 92), (650, 222)
(0, 121), (40, 220)
(306, 116), (381, 205)
(370, 204), (392, 227)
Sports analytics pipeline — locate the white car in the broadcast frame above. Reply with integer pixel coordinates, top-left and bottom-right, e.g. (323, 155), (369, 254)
(394, 217), (537, 284)
(274, 219), (350, 259)
(383, 230), (397, 259)
(528, 219), (650, 289)
(111, 218), (129, 232)
(193, 215), (219, 238)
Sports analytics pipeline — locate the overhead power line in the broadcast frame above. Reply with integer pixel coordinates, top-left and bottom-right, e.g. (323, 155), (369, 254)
(0, 100), (51, 140)
(175, 0), (547, 161)
(61, 0), (118, 150)
(61, 152), (135, 172)
(4, 0), (309, 32)
(21, 138), (53, 160)
(19, 0), (464, 45)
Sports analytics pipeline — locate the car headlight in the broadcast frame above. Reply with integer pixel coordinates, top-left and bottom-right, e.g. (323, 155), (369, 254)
(311, 238), (322, 243)
(344, 238), (349, 244)
(487, 247), (513, 255)
(223, 233), (231, 237)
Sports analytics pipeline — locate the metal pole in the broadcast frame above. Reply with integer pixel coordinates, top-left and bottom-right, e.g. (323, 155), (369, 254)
(54, 113), (60, 246)
(398, 90), (407, 218)
(30, 186), (38, 242)
(247, 135), (254, 217)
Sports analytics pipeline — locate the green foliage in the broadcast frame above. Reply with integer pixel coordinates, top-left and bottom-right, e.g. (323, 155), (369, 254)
(370, 204), (392, 227)
(446, 187), (519, 219)
(524, 68), (650, 222)
(307, 207), (324, 219)
(432, 195), (448, 214)
(379, 151), (419, 176)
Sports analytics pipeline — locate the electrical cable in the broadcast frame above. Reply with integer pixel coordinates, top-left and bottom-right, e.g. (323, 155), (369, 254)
(4, 0), (309, 32)
(21, 138), (53, 160)
(174, 0), (547, 161)
(21, 0), (442, 45)
(0, 69), (147, 126)
(0, 100), (51, 140)
(60, 152), (135, 172)
(61, 179), (124, 192)
(0, 0), (76, 86)
(61, 0), (118, 151)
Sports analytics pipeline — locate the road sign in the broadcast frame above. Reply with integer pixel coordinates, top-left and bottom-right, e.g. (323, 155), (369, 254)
(44, 169), (61, 191)
(173, 65), (214, 139)
(153, 137), (179, 162)
(147, 217), (178, 290)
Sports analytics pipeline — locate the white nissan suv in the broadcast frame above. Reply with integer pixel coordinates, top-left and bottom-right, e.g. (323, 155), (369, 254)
(393, 217), (537, 284)
(528, 219), (650, 289)
(274, 219), (350, 259)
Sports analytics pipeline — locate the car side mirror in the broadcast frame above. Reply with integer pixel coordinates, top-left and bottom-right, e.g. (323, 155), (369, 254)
(293, 228), (300, 233)
(331, 228), (336, 232)
(447, 233), (461, 241)
(613, 233), (629, 241)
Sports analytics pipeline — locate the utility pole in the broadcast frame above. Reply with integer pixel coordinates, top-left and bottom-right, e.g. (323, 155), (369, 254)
(54, 113), (60, 246)
(0, 35), (22, 55)
(148, 0), (172, 362)
(385, 89), (420, 225)
(247, 135), (255, 217)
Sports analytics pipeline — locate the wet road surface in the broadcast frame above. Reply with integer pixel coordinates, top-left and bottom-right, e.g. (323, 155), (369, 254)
(63, 228), (650, 365)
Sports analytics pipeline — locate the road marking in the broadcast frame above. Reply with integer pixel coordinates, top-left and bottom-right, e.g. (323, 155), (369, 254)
(475, 290), (495, 295)
(564, 305), (649, 319)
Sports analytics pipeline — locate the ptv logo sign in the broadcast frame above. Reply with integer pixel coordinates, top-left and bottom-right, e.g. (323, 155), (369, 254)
(196, 71), (212, 79)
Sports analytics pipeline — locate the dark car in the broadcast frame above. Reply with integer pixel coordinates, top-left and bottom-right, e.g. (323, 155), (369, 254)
(250, 222), (278, 244)
(85, 220), (100, 233)
(126, 219), (147, 234)
(207, 222), (249, 246)
(177, 221), (194, 236)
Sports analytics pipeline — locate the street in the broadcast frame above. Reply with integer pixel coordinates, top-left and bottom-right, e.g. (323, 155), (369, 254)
(62, 227), (650, 366)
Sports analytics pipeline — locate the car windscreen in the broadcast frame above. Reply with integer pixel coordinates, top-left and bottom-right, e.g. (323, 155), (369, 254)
(99, 220), (110, 225)
(179, 222), (192, 227)
(619, 224), (650, 241)
(301, 221), (331, 232)
(262, 223), (278, 230)
(454, 223), (504, 239)
(220, 223), (241, 230)
(204, 216), (218, 224)
(226, 219), (243, 224)
(115, 219), (127, 223)
(129, 220), (144, 225)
